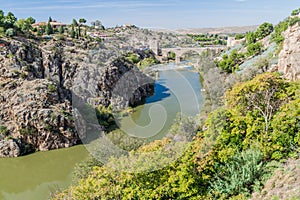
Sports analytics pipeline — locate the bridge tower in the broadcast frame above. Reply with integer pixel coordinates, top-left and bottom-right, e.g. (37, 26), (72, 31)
(150, 40), (161, 56)
(175, 55), (181, 65)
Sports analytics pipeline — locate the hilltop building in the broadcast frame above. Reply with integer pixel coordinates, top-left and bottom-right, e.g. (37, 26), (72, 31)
(32, 21), (66, 28)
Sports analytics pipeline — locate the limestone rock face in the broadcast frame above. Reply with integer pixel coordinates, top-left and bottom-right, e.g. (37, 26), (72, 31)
(278, 23), (300, 81)
(0, 78), (78, 153)
(0, 139), (20, 157)
(0, 37), (155, 157)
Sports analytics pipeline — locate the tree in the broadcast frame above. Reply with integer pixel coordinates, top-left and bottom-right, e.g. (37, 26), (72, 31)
(256, 22), (273, 40)
(48, 16), (52, 22)
(45, 20), (53, 35)
(217, 50), (244, 73)
(70, 24), (75, 38)
(79, 18), (86, 24)
(15, 18), (32, 36)
(246, 42), (263, 57)
(76, 26), (80, 38)
(5, 28), (16, 37)
(246, 32), (257, 44)
(291, 8), (300, 16)
(0, 10), (4, 27)
(26, 17), (36, 24)
(72, 19), (78, 26)
(59, 26), (64, 34)
(3, 12), (17, 29)
(225, 73), (290, 133)
(94, 20), (101, 27)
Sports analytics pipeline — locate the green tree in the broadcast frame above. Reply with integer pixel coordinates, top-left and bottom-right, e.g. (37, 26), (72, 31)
(79, 18), (86, 24)
(217, 50), (244, 73)
(246, 32), (257, 44)
(15, 18), (32, 36)
(59, 26), (64, 34)
(45, 20), (53, 35)
(289, 17), (300, 27)
(225, 73), (290, 133)
(270, 99), (300, 160)
(70, 24), (75, 38)
(72, 19), (78, 26)
(271, 19), (289, 45)
(246, 42), (263, 57)
(291, 8), (300, 16)
(256, 22), (274, 40)
(0, 10), (4, 27)
(3, 12), (17, 30)
(26, 17), (36, 24)
(5, 28), (16, 37)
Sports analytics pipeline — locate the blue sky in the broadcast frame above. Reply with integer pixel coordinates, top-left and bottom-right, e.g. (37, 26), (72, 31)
(1, 0), (300, 29)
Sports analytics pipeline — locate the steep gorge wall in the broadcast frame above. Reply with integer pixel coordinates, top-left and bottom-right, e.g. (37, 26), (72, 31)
(278, 23), (300, 81)
(0, 38), (153, 157)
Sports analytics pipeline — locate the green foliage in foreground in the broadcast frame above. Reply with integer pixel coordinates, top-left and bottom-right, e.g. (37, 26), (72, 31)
(209, 148), (279, 199)
(53, 73), (300, 200)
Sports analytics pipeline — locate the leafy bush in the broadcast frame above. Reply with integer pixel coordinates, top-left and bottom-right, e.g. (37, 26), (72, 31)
(291, 8), (300, 16)
(256, 22), (274, 40)
(271, 19), (289, 45)
(138, 57), (158, 69)
(47, 84), (57, 93)
(5, 28), (16, 37)
(246, 42), (263, 57)
(125, 53), (140, 64)
(95, 105), (116, 130)
(235, 33), (245, 40)
(217, 50), (244, 73)
(209, 148), (278, 199)
(289, 17), (300, 27)
(270, 99), (300, 160)
(0, 126), (9, 136)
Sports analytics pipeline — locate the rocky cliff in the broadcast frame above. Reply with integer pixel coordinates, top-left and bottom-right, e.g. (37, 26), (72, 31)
(0, 37), (154, 157)
(278, 23), (300, 81)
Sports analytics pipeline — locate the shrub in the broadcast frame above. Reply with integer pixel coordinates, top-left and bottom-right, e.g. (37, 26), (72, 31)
(0, 126), (9, 136)
(217, 50), (244, 73)
(246, 42), (263, 57)
(270, 99), (300, 160)
(271, 19), (289, 45)
(5, 28), (16, 37)
(289, 17), (300, 27)
(48, 84), (57, 93)
(125, 53), (140, 64)
(291, 8), (300, 16)
(209, 148), (278, 199)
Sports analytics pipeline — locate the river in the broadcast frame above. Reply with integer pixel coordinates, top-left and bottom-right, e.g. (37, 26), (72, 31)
(0, 63), (203, 200)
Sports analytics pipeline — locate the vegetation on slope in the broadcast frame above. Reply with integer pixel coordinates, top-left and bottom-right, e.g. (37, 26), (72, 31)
(53, 73), (300, 200)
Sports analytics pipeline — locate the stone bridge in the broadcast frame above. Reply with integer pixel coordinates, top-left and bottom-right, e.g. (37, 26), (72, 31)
(161, 47), (225, 64)
(150, 41), (226, 64)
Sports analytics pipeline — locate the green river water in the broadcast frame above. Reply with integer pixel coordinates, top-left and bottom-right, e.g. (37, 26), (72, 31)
(0, 64), (203, 200)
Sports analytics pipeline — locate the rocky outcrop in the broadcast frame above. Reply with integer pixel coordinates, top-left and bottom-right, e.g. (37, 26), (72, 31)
(0, 37), (155, 157)
(0, 139), (20, 157)
(278, 23), (300, 81)
(0, 78), (78, 153)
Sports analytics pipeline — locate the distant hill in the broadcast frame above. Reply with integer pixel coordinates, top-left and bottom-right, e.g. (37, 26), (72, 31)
(153, 25), (259, 34)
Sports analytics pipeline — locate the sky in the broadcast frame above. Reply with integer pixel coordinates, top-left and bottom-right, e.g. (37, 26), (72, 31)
(1, 0), (300, 29)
